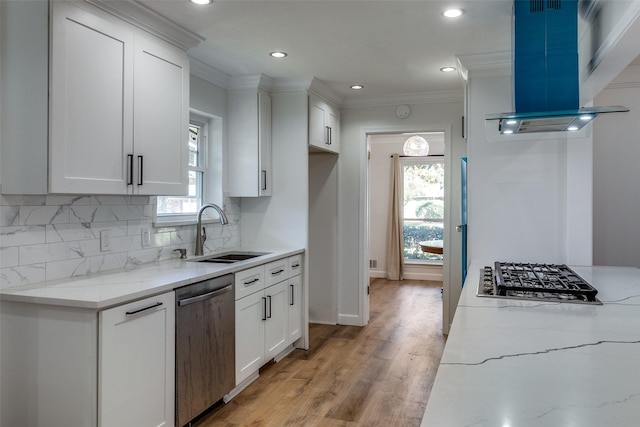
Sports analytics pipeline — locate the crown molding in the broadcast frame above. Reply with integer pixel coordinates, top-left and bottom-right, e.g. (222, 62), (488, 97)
(456, 51), (512, 80)
(188, 57), (230, 89)
(86, 0), (204, 50)
(341, 90), (464, 109)
(307, 78), (343, 106)
(228, 74), (274, 91)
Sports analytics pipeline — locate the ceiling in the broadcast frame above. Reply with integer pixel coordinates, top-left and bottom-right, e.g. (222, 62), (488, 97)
(139, 0), (514, 101)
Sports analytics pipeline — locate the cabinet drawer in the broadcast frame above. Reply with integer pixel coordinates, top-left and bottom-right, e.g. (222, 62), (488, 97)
(288, 255), (302, 277)
(264, 258), (289, 288)
(235, 265), (265, 300)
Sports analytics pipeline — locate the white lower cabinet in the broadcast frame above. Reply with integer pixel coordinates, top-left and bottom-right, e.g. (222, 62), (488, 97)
(234, 255), (304, 386)
(0, 291), (175, 427)
(99, 292), (175, 427)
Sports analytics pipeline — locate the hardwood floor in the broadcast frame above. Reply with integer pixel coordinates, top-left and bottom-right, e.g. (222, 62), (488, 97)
(194, 278), (446, 427)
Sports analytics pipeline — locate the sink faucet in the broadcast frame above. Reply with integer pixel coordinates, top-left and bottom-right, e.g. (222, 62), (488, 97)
(195, 203), (229, 256)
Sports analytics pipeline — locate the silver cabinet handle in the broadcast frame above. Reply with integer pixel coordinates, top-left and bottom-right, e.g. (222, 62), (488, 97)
(266, 295), (272, 318)
(177, 285), (232, 307)
(262, 297), (267, 321)
(290, 284), (294, 306)
(291, 263), (300, 269)
(243, 278), (260, 285)
(126, 301), (162, 316)
(261, 170), (267, 191)
(271, 269), (285, 276)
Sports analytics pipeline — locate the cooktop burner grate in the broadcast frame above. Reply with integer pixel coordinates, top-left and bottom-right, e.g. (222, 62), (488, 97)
(478, 262), (601, 304)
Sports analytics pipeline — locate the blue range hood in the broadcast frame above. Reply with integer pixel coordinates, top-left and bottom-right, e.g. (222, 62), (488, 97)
(486, 0), (628, 134)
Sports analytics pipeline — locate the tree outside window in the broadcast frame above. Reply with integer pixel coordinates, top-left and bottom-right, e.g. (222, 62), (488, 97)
(402, 158), (444, 262)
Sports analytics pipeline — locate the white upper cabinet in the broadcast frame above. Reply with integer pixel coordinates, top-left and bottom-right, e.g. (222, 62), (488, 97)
(1, 0), (193, 195)
(309, 94), (340, 154)
(49, 1), (189, 195)
(229, 86), (273, 197)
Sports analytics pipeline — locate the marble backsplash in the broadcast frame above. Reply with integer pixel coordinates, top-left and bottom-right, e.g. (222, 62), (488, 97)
(0, 193), (240, 289)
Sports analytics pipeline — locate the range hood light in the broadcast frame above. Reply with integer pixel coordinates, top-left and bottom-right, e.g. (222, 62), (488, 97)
(579, 114), (594, 121)
(568, 126), (579, 131)
(503, 130), (514, 134)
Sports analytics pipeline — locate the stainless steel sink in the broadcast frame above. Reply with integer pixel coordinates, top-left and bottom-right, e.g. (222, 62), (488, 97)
(195, 251), (269, 264)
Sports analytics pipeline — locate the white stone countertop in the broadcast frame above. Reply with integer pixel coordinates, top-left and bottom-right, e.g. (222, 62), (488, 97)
(421, 260), (640, 427)
(0, 247), (304, 310)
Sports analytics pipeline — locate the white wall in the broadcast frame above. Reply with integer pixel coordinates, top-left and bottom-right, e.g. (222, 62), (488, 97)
(593, 63), (640, 267)
(465, 72), (593, 267)
(340, 100), (465, 330)
(368, 133), (445, 281)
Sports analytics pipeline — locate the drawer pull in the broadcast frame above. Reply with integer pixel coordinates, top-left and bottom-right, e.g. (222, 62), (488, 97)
(126, 302), (162, 316)
(291, 263), (300, 269)
(244, 278), (260, 285)
(271, 269), (285, 276)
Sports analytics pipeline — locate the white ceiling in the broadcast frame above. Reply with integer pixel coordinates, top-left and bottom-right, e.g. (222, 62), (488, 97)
(139, 0), (514, 101)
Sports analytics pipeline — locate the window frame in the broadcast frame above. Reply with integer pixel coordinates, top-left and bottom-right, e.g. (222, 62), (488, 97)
(154, 113), (210, 225)
(400, 155), (445, 264)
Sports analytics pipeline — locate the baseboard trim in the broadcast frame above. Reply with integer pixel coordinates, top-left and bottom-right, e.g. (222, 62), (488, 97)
(338, 313), (362, 326)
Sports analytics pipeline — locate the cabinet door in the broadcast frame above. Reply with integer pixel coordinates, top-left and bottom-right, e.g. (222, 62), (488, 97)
(133, 33), (189, 195)
(264, 281), (289, 359)
(50, 1), (134, 194)
(99, 292), (175, 427)
(288, 275), (302, 343)
(327, 106), (340, 153)
(308, 94), (339, 154)
(308, 95), (328, 150)
(258, 90), (272, 196)
(236, 291), (266, 385)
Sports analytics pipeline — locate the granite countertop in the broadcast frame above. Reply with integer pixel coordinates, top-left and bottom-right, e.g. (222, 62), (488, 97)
(0, 248), (303, 310)
(421, 260), (640, 427)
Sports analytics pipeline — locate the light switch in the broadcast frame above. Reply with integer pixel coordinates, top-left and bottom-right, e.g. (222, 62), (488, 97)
(142, 228), (151, 247)
(100, 230), (111, 252)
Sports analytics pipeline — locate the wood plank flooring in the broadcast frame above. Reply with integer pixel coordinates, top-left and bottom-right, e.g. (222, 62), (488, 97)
(194, 278), (445, 427)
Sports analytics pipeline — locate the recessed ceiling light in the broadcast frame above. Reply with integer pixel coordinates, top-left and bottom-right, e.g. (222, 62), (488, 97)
(443, 8), (463, 18)
(269, 51), (287, 58)
(350, 84), (364, 90)
(189, 0), (212, 5)
(440, 66), (456, 73)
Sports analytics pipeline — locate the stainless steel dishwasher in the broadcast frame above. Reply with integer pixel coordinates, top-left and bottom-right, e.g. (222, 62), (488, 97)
(175, 274), (235, 427)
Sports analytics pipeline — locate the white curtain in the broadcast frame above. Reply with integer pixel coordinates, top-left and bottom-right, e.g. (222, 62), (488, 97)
(386, 154), (404, 280)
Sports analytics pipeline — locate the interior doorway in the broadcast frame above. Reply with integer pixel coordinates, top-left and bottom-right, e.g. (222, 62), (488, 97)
(361, 126), (459, 334)
(368, 132), (446, 282)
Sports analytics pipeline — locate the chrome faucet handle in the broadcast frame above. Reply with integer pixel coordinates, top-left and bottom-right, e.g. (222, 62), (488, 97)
(173, 248), (187, 259)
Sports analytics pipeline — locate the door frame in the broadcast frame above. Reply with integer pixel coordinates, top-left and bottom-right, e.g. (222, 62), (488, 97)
(359, 124), (454, 333)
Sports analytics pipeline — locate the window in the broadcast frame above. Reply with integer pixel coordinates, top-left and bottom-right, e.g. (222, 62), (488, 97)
(156, 116), (208, 219)
(402, 157), (444, 262)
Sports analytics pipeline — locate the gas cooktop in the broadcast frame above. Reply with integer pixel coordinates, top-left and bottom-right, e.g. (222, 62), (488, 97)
(477, 262), (602, 305)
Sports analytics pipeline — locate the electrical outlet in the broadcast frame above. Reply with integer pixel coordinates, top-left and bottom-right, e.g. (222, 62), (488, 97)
(100, 230), (111, 252)
(142, 228), (151, 247)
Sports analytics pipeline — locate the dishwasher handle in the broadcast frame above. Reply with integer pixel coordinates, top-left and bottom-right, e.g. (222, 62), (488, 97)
(178, 284), (232, 307)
